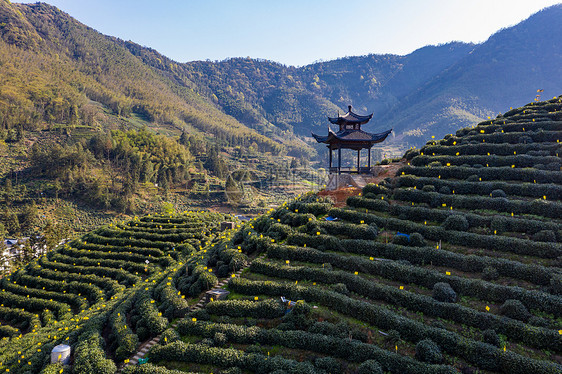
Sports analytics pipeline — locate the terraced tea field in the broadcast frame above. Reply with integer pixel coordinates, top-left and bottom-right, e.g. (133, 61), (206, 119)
(130, 98), (562, 374)
(1, 97), (561, 374)
(0, 211), (245, 373)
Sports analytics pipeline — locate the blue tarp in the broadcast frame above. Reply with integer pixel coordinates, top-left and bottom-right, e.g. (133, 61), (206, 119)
(396, 232), (410, 241)
(325, 216), (340, 221)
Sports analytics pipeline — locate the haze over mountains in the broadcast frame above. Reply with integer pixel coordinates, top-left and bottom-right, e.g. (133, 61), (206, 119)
(1, 1), (562, 152)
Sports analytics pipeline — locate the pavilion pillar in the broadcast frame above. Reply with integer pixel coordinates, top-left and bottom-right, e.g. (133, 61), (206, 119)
(368, 147), (371, 169)
(338, 146), (342, 175)
(329, 147), (333, 170)
(357, 149), (360, 173)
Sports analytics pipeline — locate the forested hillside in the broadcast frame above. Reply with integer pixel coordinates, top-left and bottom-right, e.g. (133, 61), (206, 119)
(0, 0), (282, 154)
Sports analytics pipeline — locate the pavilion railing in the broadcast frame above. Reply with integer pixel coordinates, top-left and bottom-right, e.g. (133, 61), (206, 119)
(329, 166), (374, 174)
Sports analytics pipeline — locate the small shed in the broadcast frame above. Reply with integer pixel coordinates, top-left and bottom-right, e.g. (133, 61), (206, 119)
(51, 344), (71, 365)
(205, 289), (230, 303)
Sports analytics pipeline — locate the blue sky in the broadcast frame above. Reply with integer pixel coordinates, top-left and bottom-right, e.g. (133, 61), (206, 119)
(20, 0), (562, 66)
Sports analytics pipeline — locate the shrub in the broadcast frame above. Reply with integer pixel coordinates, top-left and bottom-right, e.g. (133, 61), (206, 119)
(205, 299), (285, 319)
(214, 332), (228, 347)
(357, 360), (383, 374)
(73, 333), (117, 374)
(550, 274), (562, 295)
(528, 316), (551, 329)
(482, 266), (499, 281)
(217, 264), (230, 278)
(160, 328), (180, 345)
(533, 230), (556, 243)
(40, 363), (64, 374)
(432, 282), (457, 303)
(519, 135), (533, 144)
(134, 294), (168, 337)
(491, 189), (507, 198)
(439, 186), (451, 195)
(422, 185), (436, 192)
(315, 356), (341, 373)
(499, 299), (531, 322)
(363, 184), (389, 195)
(482, 329), (501, 347)
(490, 216), (508, 234)
(442, 215), (469, 231)
(415, 339), (443, 364)
(392, 234), (410, 246)
(409, 232), (426, 247)
(330, 283), (349, 296)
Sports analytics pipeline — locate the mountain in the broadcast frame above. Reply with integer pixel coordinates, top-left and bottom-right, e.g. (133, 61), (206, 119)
(0, 0), (282, 154)
(381, 4), (562, 144)
(181, 42), (475, 142)
(179, 5), (562, 146)
(2, 1), (562, 151)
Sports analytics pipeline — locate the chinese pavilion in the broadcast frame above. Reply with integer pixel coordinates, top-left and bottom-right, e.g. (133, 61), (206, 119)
(312, 105), (392, 174)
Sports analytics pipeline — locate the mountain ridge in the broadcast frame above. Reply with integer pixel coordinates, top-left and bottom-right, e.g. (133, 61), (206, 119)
(1, 2), (562, 154)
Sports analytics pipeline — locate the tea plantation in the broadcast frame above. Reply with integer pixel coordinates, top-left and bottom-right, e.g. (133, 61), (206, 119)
(0, 210), (245, 373)
(1, 97), (562, 373)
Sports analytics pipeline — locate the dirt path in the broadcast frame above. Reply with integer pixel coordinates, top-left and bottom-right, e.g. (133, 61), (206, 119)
(365, 159), (407, 185)
(318, 159), (407, 207)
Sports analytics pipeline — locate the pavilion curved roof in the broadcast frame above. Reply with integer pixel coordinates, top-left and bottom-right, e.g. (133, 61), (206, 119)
(328, 105), (373, 125)
(311, 128), (392, 144)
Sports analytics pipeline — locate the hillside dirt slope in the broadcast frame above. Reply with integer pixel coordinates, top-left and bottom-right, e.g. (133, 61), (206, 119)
(318, 159), (407, 206)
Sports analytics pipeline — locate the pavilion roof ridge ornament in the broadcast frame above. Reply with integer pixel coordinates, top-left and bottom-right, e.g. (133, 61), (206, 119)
(328, 104), (373, 126)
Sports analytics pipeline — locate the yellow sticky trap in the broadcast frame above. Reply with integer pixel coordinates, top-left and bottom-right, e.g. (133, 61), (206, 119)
(254, 296), (258, 301)
(485, 306), (490, 311)
(192, 318), (197, 322)
(399, 286), (404, 290)
(354, 271), (358, 275)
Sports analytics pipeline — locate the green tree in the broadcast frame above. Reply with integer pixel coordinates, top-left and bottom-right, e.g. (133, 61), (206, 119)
(3, 210), (20, 235)
(20, 202), (38, 234)
(41, 220), (70, 254)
